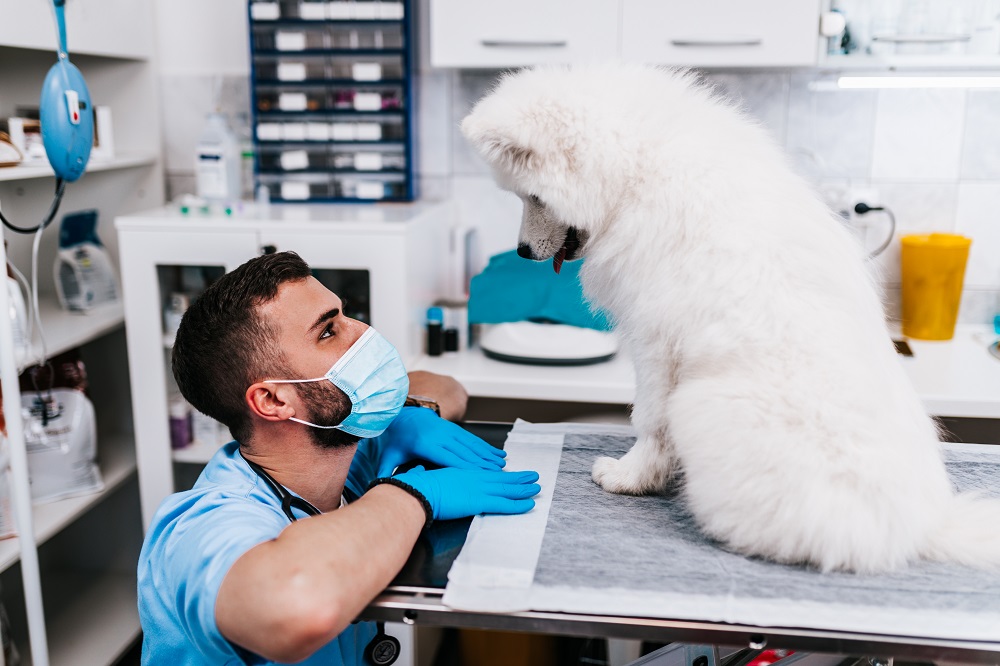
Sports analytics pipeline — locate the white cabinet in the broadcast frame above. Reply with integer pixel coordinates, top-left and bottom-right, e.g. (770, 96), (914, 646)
(0, 1), (164, 663)
(430, 0), (620, 68)
(116, 202), (453, 528)
(0, 0), (154, 59)
(430, 0), (823, 68)
(621, 0), (822, 67)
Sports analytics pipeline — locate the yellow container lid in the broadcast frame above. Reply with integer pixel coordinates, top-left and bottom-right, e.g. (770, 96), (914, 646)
(900, 233), (972, 249)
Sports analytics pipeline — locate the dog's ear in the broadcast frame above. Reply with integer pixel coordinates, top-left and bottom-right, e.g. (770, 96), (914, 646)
(460, 116), (539, 178)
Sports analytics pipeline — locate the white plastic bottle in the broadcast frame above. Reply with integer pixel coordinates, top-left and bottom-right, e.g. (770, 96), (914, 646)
(195, 112), (241, 206)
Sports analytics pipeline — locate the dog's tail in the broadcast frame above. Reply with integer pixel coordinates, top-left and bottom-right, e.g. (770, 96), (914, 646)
(921, 493), (1000, 568)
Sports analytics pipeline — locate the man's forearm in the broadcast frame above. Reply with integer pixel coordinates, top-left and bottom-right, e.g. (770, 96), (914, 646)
(215, 484), (425, 662)
(407, 370), (468, 421)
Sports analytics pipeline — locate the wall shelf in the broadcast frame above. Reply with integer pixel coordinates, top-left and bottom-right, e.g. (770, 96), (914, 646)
(0, 152), (158, 183)
(0, 434), (137, 573)
(16, 299), (125, 373)
(44, 570), (141, 666)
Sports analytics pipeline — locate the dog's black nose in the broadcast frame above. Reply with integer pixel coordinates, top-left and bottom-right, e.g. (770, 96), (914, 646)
(516, 243), (533, 259)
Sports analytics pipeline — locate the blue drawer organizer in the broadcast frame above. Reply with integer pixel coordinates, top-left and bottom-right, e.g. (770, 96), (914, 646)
(248, 0), (416, 202)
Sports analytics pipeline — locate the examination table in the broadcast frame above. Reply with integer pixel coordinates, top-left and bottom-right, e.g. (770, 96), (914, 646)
(361, 422), (1000, 665)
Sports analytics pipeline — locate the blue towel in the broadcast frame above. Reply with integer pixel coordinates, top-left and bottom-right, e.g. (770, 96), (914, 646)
(468, 250), (613, 331)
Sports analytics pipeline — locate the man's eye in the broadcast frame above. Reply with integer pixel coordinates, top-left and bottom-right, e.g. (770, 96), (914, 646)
(320, 323), (334, 339)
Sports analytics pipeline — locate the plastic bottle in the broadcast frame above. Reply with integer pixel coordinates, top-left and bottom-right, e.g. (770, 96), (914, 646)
(195, 113), (241, 206)
(426, 306), (443, 356)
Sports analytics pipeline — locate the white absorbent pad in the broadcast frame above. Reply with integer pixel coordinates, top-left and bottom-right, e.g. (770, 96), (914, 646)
(444, 421), (1000, 642)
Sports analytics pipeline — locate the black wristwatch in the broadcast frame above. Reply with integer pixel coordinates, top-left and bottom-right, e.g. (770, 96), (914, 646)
(403, 395), (441, 416)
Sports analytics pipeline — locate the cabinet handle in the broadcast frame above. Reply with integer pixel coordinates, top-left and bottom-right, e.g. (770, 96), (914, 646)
(261, 244), (278, 255)
(871, 33), (971, 43)
(480, 39), (567, 48)
(670, 37), (763, 47)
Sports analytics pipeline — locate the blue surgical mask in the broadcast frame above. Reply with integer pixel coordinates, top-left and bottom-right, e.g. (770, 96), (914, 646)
(266, 327), (409, 439)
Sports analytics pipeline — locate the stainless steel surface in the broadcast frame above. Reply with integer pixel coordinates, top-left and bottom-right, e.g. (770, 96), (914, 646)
(670, 38), (763, 47)
(480, 40), (568, 48)
(363, 590), (1000, 664)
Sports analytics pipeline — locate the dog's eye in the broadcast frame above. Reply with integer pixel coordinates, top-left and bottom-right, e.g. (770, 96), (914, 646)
(528, 194), (543, 207)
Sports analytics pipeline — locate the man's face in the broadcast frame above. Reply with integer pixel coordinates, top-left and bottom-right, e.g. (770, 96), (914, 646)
(258, 276), (368, 447)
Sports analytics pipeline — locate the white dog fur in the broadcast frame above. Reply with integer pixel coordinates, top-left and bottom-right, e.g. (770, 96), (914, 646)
(461, 64), (1000, 573)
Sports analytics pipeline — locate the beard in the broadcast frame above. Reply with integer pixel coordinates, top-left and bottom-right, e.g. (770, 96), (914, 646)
(294, 380), (360, 449)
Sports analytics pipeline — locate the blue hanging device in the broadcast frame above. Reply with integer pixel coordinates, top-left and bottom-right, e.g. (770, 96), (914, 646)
(0, 0), (90, 233)
(39, 0), (93, 183)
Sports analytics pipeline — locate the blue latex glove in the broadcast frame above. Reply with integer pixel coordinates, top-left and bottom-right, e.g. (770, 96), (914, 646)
(392, 466), (540, 521)
(378, 407), (507, 478)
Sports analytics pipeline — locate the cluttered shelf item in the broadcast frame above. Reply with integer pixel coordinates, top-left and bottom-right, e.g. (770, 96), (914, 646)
(365, 421), (1000, 664)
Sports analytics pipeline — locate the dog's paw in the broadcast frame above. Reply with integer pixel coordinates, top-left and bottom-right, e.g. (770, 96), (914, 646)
(592, 456), (646, 495)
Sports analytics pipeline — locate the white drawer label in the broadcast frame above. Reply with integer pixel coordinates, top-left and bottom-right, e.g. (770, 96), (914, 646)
(281, 182), (311, 200)
(355, 122), (382, 141)
(278, 92), (308, 112)
(256, 123), (282, 141)
(306, 123), (331, 141)
(356, 181), (385, 199)
(379, 2), (404, 19)
(353, 2), (379, 19)
(275, 31), (307, 51)
(331, 123), (357, 141)
(354, 152), (383, 171)
(277, 62), (307, 81)
(299, 2), (326, 19)
(280, 150), (310, 171)
(250, 2), (280, 20)
(353, 92), (382, 111)
(282, 123), (307, 141)
(327, 2), (352, 19)
(352, 62), (382, 81)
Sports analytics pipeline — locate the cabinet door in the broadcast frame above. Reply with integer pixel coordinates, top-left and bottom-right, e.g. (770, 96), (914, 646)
(0, 0), (154, 59)
(119, 228), (261, 529)
(622, 0), (821, 67)
(430, 0), (619, 67)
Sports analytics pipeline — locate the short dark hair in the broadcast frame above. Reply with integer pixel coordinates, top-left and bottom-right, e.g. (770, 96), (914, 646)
(172, 251), (311, 444)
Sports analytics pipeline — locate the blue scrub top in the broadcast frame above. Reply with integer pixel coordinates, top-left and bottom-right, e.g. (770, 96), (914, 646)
(138, 436), (386, 665)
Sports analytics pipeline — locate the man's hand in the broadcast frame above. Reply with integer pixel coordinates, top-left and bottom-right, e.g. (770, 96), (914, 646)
(390, 466), (541, 521)
(379, 406), (505, 477)
(406, 370), (468, 421)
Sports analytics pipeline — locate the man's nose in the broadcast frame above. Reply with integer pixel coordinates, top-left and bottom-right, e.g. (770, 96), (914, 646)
(516, 243), (533, 259)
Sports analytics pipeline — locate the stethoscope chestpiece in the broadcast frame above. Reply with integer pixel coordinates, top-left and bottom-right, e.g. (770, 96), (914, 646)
(365, 622), (400, 665)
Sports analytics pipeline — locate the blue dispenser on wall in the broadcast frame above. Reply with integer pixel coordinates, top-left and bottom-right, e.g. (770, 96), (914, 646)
(39, 0), (94, 183)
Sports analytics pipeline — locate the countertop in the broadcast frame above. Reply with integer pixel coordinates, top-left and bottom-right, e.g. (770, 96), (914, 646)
(412, 325), (1000, 419)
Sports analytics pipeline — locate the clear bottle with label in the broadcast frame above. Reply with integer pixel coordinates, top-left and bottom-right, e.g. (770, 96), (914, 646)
(195, 113), (241, 205)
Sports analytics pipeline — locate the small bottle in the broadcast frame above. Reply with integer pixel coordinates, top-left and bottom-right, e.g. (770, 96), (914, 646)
(426, 307), (443, 356)
(195, 112), (241, 206)
(168, 397), (193, 450)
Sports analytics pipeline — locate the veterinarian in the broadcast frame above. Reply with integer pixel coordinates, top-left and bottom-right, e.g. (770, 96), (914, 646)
(137, 251), (541, 665)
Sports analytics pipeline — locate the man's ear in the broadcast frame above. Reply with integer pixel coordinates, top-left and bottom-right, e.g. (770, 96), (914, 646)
(460, 116), (539, 178)
(245, 382), (297, 422)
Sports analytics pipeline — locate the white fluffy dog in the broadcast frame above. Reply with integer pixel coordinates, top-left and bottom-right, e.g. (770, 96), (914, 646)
(462, 64), (1000, 573)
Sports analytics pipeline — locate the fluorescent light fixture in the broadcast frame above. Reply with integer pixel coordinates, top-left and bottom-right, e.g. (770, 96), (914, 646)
(837, 75), (1000, 89)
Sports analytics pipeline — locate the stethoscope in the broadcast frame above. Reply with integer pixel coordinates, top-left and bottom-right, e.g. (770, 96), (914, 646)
(241, 453), (400, 666)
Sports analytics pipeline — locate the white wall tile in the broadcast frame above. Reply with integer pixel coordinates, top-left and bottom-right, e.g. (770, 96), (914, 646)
(955, 182), (1000, 288)
(452, 175), (524, 274)
(154, 0), (250, 76)
(960, 90), (1000, 180)
(785, 74), (877, 181)
(416, 70), (452, 178)
(865, 182), (959, 285)
(704, 71), (789, 146)
(871, 88), (966, 181)
(451, 71), (503, 176)
(159, 75), (215, 173)
(958, 288), (1000, 325)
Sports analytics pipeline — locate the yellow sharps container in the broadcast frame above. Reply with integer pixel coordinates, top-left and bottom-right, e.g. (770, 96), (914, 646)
(900, 233), (972, 341)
